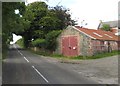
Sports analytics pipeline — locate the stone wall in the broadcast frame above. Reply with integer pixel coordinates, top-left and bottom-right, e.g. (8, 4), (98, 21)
(110, 41), (118, 50)
(78, 31), (93, 56)
(91, 40), (118, 54)
(55, 26), (80, 55)
(55, 26), (93, 56)
(55, 26), (119, 56)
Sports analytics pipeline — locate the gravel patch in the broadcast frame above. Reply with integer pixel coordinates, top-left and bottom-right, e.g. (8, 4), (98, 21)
(42, 55), (118, 84)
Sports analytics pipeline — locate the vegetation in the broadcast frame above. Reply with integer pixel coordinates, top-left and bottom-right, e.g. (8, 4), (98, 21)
(3, 1), (76, 59)
(101, 24), (111, 31)
(45, 30), (62, 51)
(71, 50), (120, 60)
(31, 39), (45, 48)
(15, 38), (24, 48)
(3, 1), (119, 60)
(2, 2), (25, 59)
(29, 49), (120, 60)
(30, 30), (61, 50)
(14, 2), (76, 48)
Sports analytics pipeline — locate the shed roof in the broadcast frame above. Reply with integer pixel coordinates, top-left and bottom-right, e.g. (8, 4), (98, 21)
(74, 26), (119, 41)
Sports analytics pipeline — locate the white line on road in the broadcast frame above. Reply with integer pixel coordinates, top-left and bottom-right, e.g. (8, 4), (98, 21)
(16, 48), (29, 63)
(32, 66), (49, 83)
(18, 51), (23, 56)
(20, 52), (23, 56)
(14, 44), (49, 83)
(24, 57), (29, 63)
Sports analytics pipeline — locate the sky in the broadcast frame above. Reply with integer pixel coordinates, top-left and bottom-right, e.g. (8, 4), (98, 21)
(26, 0), (119, 28)
(11, 0), (120, 44)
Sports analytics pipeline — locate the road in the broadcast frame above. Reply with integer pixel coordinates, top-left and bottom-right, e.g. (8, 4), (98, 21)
(2, 44), (105, 85)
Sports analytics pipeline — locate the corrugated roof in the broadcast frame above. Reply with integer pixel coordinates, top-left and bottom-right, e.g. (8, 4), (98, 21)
(74, 26), (119, 41)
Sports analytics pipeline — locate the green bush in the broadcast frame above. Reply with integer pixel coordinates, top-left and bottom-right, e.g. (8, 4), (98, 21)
(45, 30), (62, 51)
(101, 24), (111, 31)
(31, 38), (45, 48)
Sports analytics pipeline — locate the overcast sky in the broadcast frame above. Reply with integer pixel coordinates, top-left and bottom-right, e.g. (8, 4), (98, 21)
(26, 0), (119, 29)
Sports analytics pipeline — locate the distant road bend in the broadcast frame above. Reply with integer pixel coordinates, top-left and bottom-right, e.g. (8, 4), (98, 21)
(3, 44), (102, 84)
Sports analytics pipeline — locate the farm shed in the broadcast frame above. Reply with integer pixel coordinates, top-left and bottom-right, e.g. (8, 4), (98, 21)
(55, 26), (119, 57)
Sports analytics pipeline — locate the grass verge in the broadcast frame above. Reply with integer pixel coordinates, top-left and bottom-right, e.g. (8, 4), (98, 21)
(29, 49), (120, 60)
(73, 50), (120, 60)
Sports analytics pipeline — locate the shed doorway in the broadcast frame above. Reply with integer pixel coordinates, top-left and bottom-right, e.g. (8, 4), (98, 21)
(62, 36), (78, 57)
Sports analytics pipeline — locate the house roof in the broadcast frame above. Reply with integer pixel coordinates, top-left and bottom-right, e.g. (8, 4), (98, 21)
(98, 20), (120, 29)
(74, 26), (119, 41)
(99, 20), (118, 28)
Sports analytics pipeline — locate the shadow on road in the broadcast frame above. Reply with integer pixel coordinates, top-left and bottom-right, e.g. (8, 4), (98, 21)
(8, 48), (25, 51)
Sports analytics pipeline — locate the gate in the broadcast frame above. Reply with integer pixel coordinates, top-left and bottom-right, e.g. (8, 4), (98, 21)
(62, 36), (78, 57)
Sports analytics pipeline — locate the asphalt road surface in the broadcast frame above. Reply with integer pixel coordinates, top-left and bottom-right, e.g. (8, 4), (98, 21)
(2, 44), (106, 85)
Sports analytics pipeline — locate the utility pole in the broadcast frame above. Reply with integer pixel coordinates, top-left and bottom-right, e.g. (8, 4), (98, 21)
(97, 20), (102, 30)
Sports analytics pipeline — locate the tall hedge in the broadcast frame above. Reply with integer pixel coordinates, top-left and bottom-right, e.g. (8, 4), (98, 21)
(45, 30), (62, 51)
(31, 39), (45, 48)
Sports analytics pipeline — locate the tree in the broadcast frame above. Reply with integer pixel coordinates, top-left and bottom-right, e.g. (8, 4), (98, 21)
(45, 30), (62, 51)
(50, 6), (77, 29)
(2, 2), (25, 58)
(2, 1), (77, 57)
(2, 2), (25, 43)
(31, 39), (45, 48)
(101, 24), (111, 31)
(6, 2), (77, 49)
(17, 2), (77, 48)
(20, 2), (48, 48)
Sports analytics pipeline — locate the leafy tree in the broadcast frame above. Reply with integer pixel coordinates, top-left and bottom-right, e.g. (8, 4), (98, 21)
(2, 2), (25, 58)
(31, 39), (45, 48)
(19, 2), (48, 48)
(50, 6), (77, 29)
(17, 2), (77, 48)
(45, 30), (62, 51)
(4, 1), (77, 50)
(2, 1), (77, 58)
(101, 24), (111, 31)
(2, 2), (25, 43)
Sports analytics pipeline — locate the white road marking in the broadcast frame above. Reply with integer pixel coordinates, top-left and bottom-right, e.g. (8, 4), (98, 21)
(24, 57), (29, 63)
(19, 52), (23, 56)
(17, 49), (24, 56)
(32, 66), (49, 83)
(14, 44), (49, 83)
(16, 47), (29, 62)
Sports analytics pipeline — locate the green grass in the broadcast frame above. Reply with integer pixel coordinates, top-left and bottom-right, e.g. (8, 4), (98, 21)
(73, 50), (120, 60)
(29, 49), (51, 56)
(50, 54), (65, 59)
(30, 49), (120, 60)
